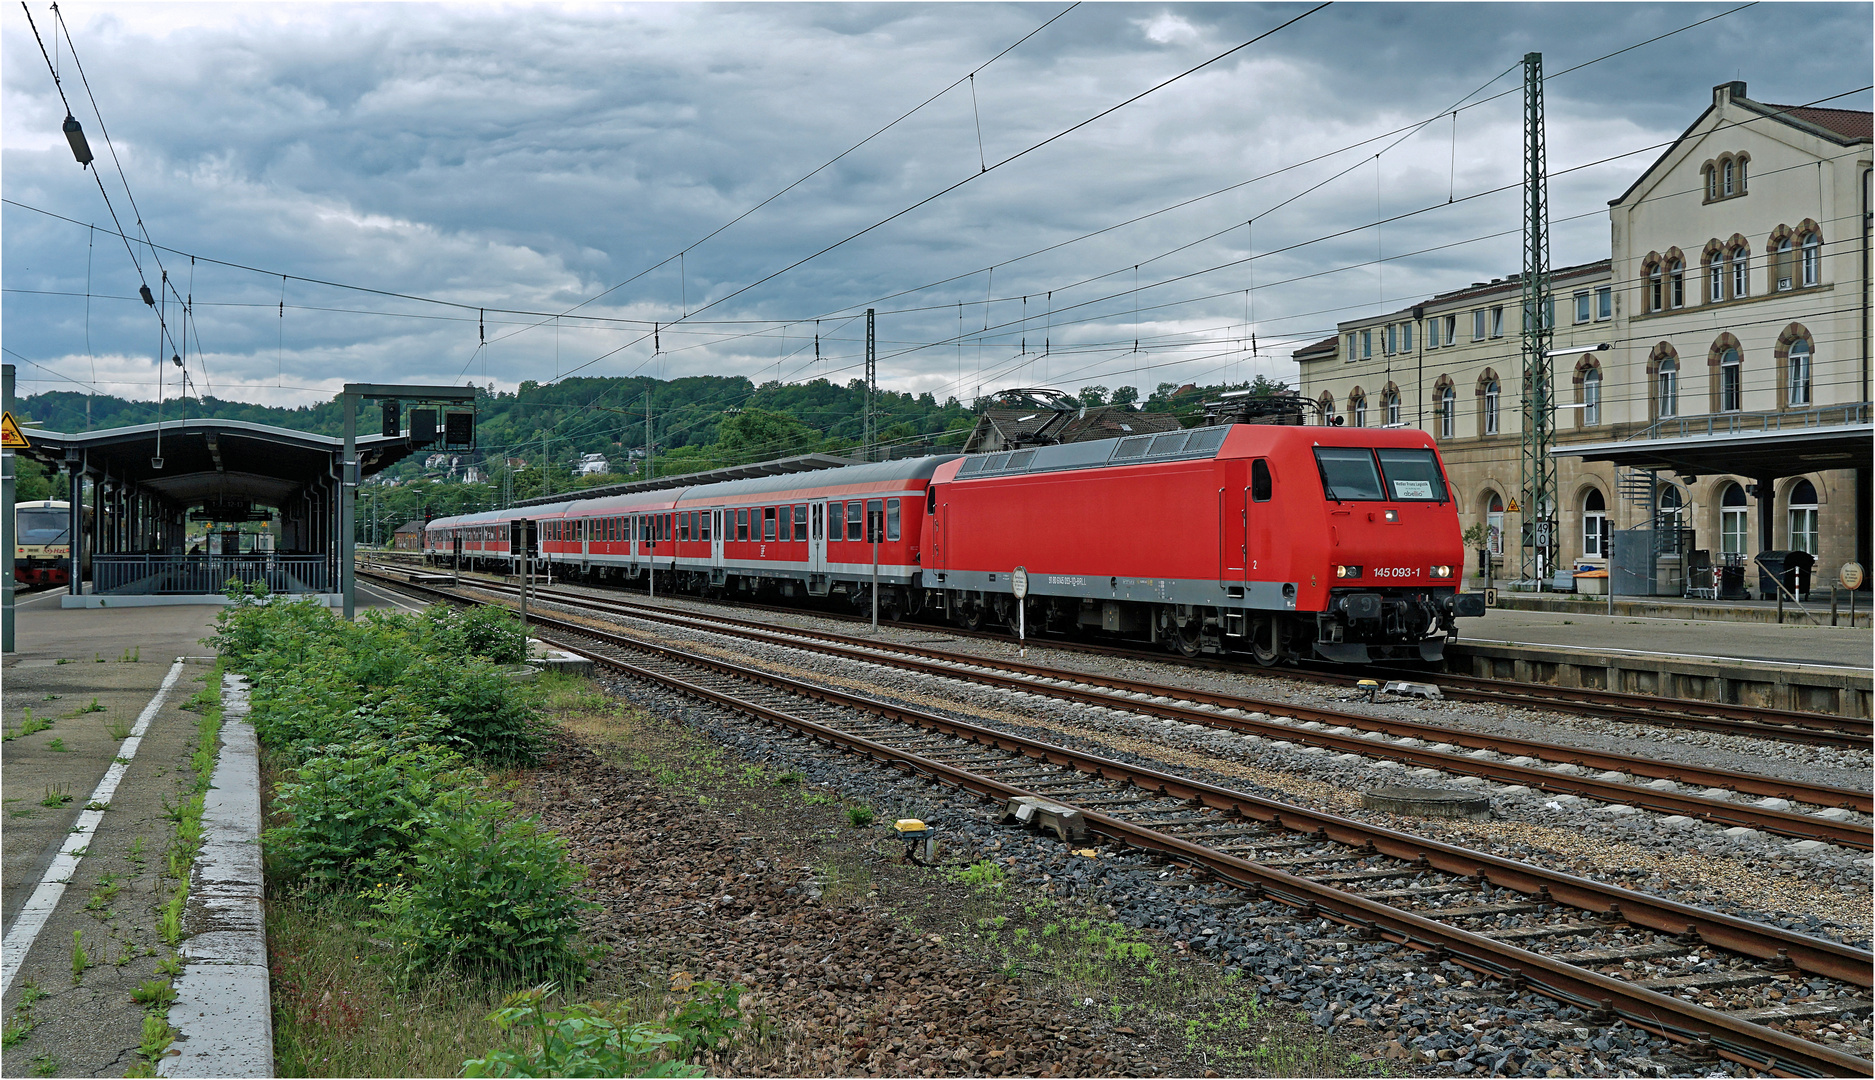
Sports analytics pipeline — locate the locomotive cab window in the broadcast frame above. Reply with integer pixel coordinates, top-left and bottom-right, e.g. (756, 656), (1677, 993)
(1251, 459), (1273, 502)
(1375, 449), (1449, 502)
(1313, 447), (1386, 501)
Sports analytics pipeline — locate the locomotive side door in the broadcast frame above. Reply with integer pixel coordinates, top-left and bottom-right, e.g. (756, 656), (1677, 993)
(1245, 458), (1274, 582)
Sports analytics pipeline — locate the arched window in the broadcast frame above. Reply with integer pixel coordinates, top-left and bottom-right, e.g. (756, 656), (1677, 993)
(1774, 234), (1795, 291)
(1319, 394), (1337, 426)
(1582, 489), (1607, 557)
(1720, 483), (1749, 556)
(1583, 368), (1602, 425)
(1729, 245), (1749, 299)
(1705, 165), (1717, 200)
(1707, 249), (1725, 302)
(1719, 347), (1742, 412)
(1667, 257), (1685, 308)
(1788, 479), (1818, 554)
(1483, 379), (1500, 435)
(1656, 485), (1684, 535)
(1351, 392), (1367, 428)
(1722, 159), (1735, 196)
(1646, 260), (1663, 311)
(1788, 339), (1812, 407)
(1486, 492), (1505, 555)
(1656, 356), (1678, 418)
(1438, 387), (1455, 439)
(1801, 232), (1821, 286)
(1384, 389), (1400, 426)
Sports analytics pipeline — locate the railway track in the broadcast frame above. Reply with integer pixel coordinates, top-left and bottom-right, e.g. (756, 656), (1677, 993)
(367, 554), (1868, 748)
(366, 569), (1872, 850)
(373, 572), (1875, 1077)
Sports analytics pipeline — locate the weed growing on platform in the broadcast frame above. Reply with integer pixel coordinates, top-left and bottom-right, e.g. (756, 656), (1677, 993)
(7, 708), (52, 741)
(70, 930), (88, 983)
(45, 738), (67, 752)
(68, 697), (107, 717)
(28, 1053), (57, 1077)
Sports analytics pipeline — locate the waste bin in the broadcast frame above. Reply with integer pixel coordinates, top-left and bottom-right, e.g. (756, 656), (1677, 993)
(1717, 563), (1748, 600)
(1573, 569), (1607, 596)
(1755, 550), (1816, 601)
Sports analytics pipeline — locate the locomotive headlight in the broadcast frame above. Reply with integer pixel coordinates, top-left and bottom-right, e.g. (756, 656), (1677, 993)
(1430, 565), (1453, 578)
(1335, 564), (1363, 579)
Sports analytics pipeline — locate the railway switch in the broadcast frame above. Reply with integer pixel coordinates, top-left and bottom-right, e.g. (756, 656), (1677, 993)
(1001, 796), (1087, 844)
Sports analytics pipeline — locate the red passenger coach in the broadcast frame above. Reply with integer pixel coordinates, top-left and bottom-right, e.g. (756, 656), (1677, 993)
(921, 424), (1483, 663)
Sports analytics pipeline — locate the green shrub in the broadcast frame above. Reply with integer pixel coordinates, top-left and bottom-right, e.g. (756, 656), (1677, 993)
(426, 604), (528, 665)
(402, 655), (543, 764)
(463, 989), (699, 1078)
(370, 798), (593, 980)
(266, 741), (483, 888)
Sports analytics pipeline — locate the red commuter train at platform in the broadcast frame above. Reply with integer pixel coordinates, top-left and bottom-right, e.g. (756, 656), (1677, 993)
(424, 423), (1485, 663)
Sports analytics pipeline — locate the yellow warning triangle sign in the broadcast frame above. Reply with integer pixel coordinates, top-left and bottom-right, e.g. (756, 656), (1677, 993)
(0, 411), (29, 450)
(1505, 498), (1521, 513)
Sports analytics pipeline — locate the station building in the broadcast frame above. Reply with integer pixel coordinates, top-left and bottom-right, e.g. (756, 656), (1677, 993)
(1297, 82), (1871, 593)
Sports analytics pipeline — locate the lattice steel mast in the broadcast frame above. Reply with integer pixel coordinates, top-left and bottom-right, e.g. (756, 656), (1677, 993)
(1518, 52), (1556, 587)
(865, 308), (877, 462)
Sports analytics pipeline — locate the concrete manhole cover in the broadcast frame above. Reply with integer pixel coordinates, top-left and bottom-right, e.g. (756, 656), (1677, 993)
(1360, 786), (1492, 820)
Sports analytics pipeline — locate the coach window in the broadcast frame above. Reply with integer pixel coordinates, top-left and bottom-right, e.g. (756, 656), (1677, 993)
(699, 512), (712, 541)
(1251, 460), (1272, 502)
(847, 501), (864, 540)
(778, 505), (792, 541)
(763, 507), (778, 541)
(736, 509), (749, 541)
(886, 498), (901, 541)
(866, 499), (884, 542)
(811, 503), (824, 540)
(794, 504), (809, 541)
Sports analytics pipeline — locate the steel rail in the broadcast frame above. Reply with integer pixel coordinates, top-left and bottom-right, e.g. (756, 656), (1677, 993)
(497, 603), (1873, 1078)
(401, 572), (1872, 847)
(377, 554), (1866, 746)
(369, 574), (1872, 979)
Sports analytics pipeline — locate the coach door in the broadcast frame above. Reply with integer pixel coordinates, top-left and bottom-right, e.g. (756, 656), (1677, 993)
(579, 519), (590, 572)
(710, 510), (725, 569)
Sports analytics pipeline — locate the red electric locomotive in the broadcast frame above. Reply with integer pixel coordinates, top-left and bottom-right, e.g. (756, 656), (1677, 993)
(919, 423), (1484, 662)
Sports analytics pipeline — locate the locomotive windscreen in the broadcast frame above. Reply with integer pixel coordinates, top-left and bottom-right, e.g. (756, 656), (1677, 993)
(1375, 449), (1449, 502)
(1313, 447), (1385, 501)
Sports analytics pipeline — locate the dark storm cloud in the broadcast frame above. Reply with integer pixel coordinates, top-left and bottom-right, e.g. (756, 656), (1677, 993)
(3, 2), (1869, 407)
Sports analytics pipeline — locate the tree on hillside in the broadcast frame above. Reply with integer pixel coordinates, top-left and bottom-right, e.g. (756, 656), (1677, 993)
(715, 408), (822, 464)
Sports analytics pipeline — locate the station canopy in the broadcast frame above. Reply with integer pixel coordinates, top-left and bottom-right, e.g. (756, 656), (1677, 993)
(1554, 411), (1869, 482)
(20, 418), (415, 510)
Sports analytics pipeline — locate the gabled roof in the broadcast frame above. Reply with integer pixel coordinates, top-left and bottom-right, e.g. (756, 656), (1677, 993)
(1292, 336), (1338, 362)
(393, 520), (426, 535)
(1610, 82), (1871, 207)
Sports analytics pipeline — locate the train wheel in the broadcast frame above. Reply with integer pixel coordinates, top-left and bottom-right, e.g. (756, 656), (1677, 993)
(1173, 620), (1203, 658)
(1251, 617), (1281, 666)
(962, 606), (983, 632)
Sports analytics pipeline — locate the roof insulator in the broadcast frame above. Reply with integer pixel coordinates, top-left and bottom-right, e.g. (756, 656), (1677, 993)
(63, 115), (94, 167)
(171, 354), (183, 368)
(139, 285), (155, 306)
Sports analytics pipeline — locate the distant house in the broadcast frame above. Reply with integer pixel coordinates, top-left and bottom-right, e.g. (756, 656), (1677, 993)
(391, 520), (426, 551)
(960, 404), (1181, 454)
(576, 452), (609, 476)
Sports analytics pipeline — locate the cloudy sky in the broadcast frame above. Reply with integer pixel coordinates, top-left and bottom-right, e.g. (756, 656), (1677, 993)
(3, 2), (1870, 410)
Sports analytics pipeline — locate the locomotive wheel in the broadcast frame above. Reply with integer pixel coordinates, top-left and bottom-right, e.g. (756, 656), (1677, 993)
(1251, 617), (1282, 666)
(1173, 620), (1203, 658)
(962, 606), (984, 631)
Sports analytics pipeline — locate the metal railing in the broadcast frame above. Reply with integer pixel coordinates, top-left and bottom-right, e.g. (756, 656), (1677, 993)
(1632, 402), (1869, 441)
(92, 554), (333, 595)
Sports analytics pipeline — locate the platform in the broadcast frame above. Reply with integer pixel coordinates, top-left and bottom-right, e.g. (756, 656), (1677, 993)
(1451, 606), (1872, 717)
